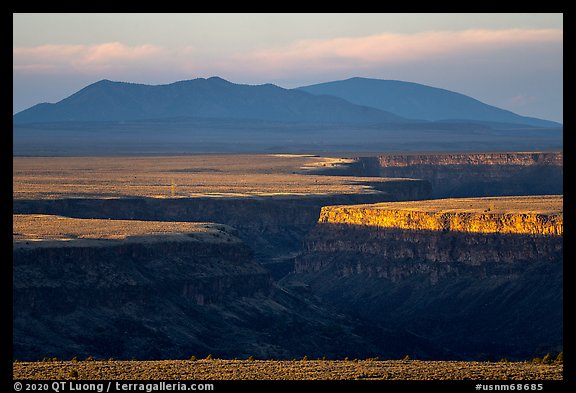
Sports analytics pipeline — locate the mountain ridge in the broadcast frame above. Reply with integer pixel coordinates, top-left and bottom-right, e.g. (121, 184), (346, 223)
(297, 77), (560, 128)
(14, 76), (559, 128)
(13, 77), (406, 125)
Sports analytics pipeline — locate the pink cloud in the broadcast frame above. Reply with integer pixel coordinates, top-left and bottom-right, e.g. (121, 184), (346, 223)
(78, 42), (164, 65)
(239, 29), (563, 71)
(13, 29), (562, 80)
(13, 42), (165, 73)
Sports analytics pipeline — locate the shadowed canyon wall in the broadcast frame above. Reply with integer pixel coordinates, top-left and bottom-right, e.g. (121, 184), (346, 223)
(13, 180), (436, 361)
(13, 234), (272, 360)
(13, 231), (447, 361)
(287, 201), (563, 359)
(13, 179), (431, 275)
(317, 152), (563, 197)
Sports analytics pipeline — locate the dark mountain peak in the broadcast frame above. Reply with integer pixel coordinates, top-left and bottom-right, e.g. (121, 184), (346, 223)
(169, 77), (247, 90)
(88, 79), (131, 88)
(254, 82), (286, 92)
(206, 76), (230, 84)
(337, 76), (404, 85)
(77, 79), (138, 95)
(95, 79), (115, 85)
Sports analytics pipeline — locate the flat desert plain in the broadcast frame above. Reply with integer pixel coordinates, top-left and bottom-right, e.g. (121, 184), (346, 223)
(13, 154), (400, 200)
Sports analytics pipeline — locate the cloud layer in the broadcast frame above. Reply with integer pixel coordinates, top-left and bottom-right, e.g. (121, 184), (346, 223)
(14, 28), (562, 76)
(241, 28), (562, 70)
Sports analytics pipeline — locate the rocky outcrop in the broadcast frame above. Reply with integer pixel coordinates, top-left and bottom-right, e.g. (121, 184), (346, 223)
(287, 196), (563, 359)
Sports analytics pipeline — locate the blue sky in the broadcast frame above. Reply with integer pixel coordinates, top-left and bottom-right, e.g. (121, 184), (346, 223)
(13, 13), (563, 122)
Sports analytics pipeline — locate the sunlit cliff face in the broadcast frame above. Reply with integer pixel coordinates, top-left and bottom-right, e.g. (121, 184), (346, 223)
(318, 195), (563, 236)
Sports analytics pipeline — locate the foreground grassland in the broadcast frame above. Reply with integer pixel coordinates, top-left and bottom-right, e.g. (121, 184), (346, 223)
(13, 359), (562, 380)
(13, 154), (400, 200)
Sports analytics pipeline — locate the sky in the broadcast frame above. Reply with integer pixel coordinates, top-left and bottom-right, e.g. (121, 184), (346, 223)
(13, 13), (563, 123)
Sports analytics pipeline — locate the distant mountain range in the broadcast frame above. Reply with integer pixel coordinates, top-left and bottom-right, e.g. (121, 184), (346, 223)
(298, 77), (559, 128)
(13, 77), (405, 125)
(13, 76), (560, 128)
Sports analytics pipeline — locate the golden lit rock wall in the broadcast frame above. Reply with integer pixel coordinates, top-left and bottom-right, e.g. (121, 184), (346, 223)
(318, 207), (563, 236)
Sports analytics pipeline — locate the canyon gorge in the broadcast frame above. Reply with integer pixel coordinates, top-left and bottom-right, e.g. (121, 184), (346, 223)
(12, 153), (563, 361)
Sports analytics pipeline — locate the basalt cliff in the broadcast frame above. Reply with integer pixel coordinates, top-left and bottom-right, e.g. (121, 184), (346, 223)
(318, 152), (563, 197)
(287, 196), (563, 360)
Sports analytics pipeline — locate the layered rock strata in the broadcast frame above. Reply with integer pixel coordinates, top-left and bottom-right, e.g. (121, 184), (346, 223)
(289, 196), (563, 359)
